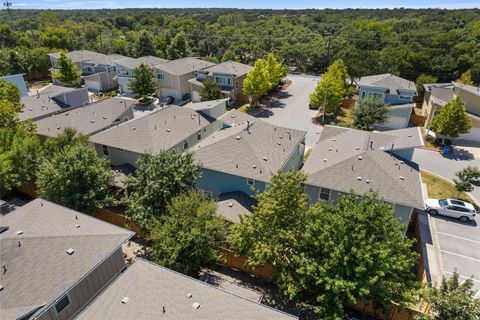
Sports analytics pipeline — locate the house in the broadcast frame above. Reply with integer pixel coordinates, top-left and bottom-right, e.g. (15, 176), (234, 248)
(184, 98), (229, 119)
(115, 56), (169, 94)
(356, 73), (417, 129)
(0, 198), (133, 320)
(34, 97), (134, 139)
(19, 84), (90, 122)
(302, 125), (425, 224)
(189, 61), (252, 103)
(48, 50), (128, 92)
(153, 57), (215, 100)
(1, 73), (28, 96)
(75, 258), (297, 320)
(89, 105), (220, 167)
(192, 110), (306, 199)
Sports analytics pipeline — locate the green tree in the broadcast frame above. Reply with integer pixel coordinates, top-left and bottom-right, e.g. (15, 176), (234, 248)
(42, 127), (89, 158)
(457, 70), (475, 86)
(265, 53), (288, 89)
(416, 74), (438, 96)
(52, 52), (81, 86)
(431, 97), (472, 141)
(128, 63), (157, 102)
(352, 96), (390, 130)
(0, 79), (23, 130)
(294, 192), (419, 319)
(166, 31), (189, 60)
(148, 192), (226, 274)
(416, 272), (480, 320)
(228, 170), (308, 274)
(37, 143), (114, 211)
(222, 49), (237, 62)
(0, 23), (16, 48)
(310, 59), (348, 115)
(243, 59), (270, 106)
(126, 151), (201, 227)
(199, 78), (222, 101)
(134, 30), (156, 57)
(454, 166), (480, 195)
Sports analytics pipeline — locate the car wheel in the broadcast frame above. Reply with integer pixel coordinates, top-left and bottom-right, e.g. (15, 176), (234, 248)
(459, 216), (469, 223)
(428, 209), (438, 216)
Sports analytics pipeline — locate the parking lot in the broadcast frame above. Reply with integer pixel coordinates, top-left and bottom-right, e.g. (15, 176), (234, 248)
(430, 213), (480, 292)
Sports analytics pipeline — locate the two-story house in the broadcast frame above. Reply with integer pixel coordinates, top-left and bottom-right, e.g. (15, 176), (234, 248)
(153, 57), (215, 101)
(48, 50), (128, 92)
(302, 125), (425, 224)
(115, 56), (169, 94)
(0, 198), (133, 320)
(189, 61), (252, 103)
(1, 73), (28, 96)
(356, 73), (417, 130)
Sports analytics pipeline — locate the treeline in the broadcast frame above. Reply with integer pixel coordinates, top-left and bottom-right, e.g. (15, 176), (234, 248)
(0, 8), (479, 82)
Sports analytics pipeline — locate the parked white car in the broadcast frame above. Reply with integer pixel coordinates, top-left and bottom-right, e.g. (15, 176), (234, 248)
(425, 198), (477, 222)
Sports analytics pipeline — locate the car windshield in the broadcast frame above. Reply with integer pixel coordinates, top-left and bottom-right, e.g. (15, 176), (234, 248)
(438, 199), (449, 207)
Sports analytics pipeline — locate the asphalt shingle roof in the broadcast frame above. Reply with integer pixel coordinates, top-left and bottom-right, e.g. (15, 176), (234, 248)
(116, 56), (169, 70)
(75, 259), (297, 320)
(89, 105), (214, 154)
(357, 73), (416, 93)
(201, 61), (252, 77)
(192, 110), (306, 182)
(302, 126), (424, 208)
(216, 192), (256, 223)
(48, 50), (127, 66)
(0, 199), (133, 320)
(34, 97), (134, 138)
(155, 57), (215, 75)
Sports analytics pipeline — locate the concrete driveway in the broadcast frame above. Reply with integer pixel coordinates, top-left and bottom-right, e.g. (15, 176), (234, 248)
(412, 148), (480, 203)
(255, 74), (323, 147)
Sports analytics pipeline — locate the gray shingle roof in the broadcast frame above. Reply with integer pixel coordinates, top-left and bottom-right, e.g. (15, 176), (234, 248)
(19, 85), (88, 122)
(0, 198), (133, 320)
(302, 126), (424, 208)
(430, 86), (455, 106)
(202, 61), (252, 77)
(192, 110), (306, 182)
(34, 97), (134, 138)
(155, 57), (215, 75)
(89, 105), (214, 154)
(48, 50), (127, 66)
(75, 259), (297, 320)
(216, 192), (256, 223)
(357, 73), (416, 93)
(453, 81), (480, 97)
(184, 98), (230, 112)
(116, 56), (169, 70)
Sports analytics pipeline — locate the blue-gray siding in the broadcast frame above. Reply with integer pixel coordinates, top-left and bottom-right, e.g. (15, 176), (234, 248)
(196, 168), (266, 198)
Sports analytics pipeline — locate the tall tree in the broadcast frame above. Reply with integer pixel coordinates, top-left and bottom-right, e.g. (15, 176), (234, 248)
(166, 31), (189, 60)
(126, 151), (201, 227)
(134, 30), (156, 57)
(457, 70), (475, 86)
(0, 79), (23, 130)
(352, 95), (390, 130)
(416, 272), (480, 320)
(52, 52), (81, 86)
(222, 49), (237, 62)
(243, 59), (270, 106)
(310, 59), (348, 115)
(431, 97), (472, 142)
(265, 53), (288, 89)
(37, 143), (114, 211)
(148, 192), (226, 275)
(416, 74), (438, 96)
(454, 166), (480, 196)
(199, 78), (222, 101)
(42, 127), (89, 158)
(128, 63), (157, 102)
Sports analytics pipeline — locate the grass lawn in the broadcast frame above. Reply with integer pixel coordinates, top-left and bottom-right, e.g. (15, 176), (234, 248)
(421, 128), (443, 152)
(420, 170), (474, 203)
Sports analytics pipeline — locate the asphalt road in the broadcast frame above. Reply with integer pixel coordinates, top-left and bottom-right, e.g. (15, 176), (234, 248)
(255, 74), (323, 147)
(412, 148), (480, 203)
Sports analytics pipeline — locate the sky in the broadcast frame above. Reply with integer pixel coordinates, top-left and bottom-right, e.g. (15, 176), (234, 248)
(10, 0), (480, 10)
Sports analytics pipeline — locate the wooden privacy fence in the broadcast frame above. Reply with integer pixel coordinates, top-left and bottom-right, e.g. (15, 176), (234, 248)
(89, 207), (145, 237)
(219, 247), (273, 281)
(410, 114), (426, 127)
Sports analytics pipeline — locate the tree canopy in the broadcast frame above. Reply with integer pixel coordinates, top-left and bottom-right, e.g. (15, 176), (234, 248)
(454, 166), (480, 195)
(128, 63), (157, 101)
(199, 78), (222, 101)
(352, 95), (390, 130)
(134, 30), (155, 57)
(416, 74), (438, 96)
(431, 97), (472, 140)
(243, 58), (270, 105)
(52, 51), (81, 86)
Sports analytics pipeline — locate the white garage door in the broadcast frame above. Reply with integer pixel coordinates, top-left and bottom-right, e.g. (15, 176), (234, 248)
(192, 90), (201, 102)
(85, 79), (102, 92)
(161, 88), (181, 100)
(383, 115), (408, 129)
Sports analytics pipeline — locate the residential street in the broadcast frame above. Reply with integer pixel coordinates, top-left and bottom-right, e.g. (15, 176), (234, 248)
(255, 74), (323, 147)
(412, 148), (480, 203)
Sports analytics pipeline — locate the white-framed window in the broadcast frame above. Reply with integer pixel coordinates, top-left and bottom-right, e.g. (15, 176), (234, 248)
(82, 66), (94, 73)
(247, 178), (254, 186)
(122, 117), (129, 123)
(119, 68), (129, 76)
(367, 92), (383, 100)
(214, 76), (231, 86)
(183, 139), (189, 150)
(157, 73), (164, 80)
(54, 294), (70, 315)
(102, 145), (109, 156)
(319, 188), (331, 201)
(199, 189), (213, 199)
(399, 95), (410, 100)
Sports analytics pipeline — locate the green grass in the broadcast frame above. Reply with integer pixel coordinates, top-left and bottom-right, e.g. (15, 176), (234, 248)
(420, 170), (473, 203)
(237, 103), (250, 113)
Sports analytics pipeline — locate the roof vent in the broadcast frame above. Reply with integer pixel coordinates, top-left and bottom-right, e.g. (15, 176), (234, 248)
(263, 157), (268, 161)
(132, 127), (136, 130)
(192, 302), (201, 309)
(228, 202), (233, 208)
(357, 176), (362, 181)
(102, 116), (107, 119)
(328, 148), (332, 151)
(121, 297), (129, 304)
(400, 161), (404, 164)
(253, 165), (256, 169)
(323, 158), (327, 162)
(0, 285), (3, 291)
(57, 126), (61, 130)
(366, 180), (370, 184)
(186, 292), (192, 298)
(16, 230), (23, 235)
(166, 129), (171, 132)
(90, 120), (95, 123)
(66, 248), (75, 255)
(355, 147), (360, 150)
(333, 139), (336, 141)
(235, 136), (241, 140)
(75, 224), (80, 228)
(358, 156), (362, 160)
(65, 112), (69, 116)
(277, 141), (281, 145)
(399, 176), (405, 180)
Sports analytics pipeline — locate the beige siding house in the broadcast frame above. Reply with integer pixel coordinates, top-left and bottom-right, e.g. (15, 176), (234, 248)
(115, 56), (169, 94)
(0, 198), (133, 320)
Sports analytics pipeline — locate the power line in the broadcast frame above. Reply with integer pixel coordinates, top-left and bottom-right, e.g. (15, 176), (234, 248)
(3, 1), (15, 31)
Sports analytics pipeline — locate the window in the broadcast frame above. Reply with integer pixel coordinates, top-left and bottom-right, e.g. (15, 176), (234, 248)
(119, 68), (129, 76)
(214, 76), (231, 86)
(201, 190), (213, 199)
(197, 131), (202, 141)
(54, 295), (70, 314)
(247, 178), (254, 186)
(82, 66), (94, 73)
(157, 73), (164, 80)
(319, 188), (331, 201)
(122, 117), (129, 123)
(367, 92), (383, 100)
(183, 139), (189, 150)
(361, 91), (366, 99)
(102, 145), (109, 156)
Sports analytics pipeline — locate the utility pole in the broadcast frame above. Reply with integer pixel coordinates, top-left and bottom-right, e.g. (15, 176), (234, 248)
(3, 1), (15, 31)
(322, 81), (328, 125)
